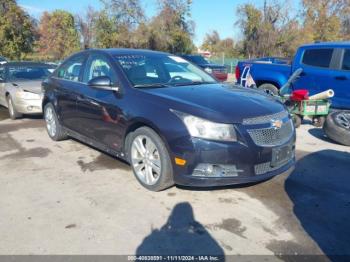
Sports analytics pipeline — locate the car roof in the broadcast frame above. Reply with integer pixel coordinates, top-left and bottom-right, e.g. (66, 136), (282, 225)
(85, 48), (171, 56)
(300, 41), (350, 48)
(4, 61), (56, 67)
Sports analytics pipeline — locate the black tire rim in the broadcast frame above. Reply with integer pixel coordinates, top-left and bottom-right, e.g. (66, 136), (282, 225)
(335, 113), (350, 129)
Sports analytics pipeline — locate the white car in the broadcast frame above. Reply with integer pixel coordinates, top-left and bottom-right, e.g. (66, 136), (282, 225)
(0, 62), (56, 119)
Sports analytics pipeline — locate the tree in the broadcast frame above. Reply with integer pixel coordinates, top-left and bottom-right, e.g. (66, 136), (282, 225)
(0, 0), (35, 59)
(36, 10), (80, 60)
(236, 4), (262, 58)
(76, 6), (99, 49)
(302, 0), (343, 42)
(147, 0), (195, 53)
(201, 31), (238, 57)
(93, 0), (145, 48)
(236, 1), (300, 58)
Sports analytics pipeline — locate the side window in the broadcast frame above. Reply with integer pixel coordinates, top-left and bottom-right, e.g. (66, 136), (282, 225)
(85, 55), (115, 83)
(57, 55), (85, 82)
(342, 49), (350, 71)
(302, 48), (334, 68)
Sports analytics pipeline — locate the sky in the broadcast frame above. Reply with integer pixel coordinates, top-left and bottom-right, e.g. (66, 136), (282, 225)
(17, 0), (287, 46)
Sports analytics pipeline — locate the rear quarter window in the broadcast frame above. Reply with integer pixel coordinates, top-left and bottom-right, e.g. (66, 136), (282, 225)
(302, 48), (334, 68)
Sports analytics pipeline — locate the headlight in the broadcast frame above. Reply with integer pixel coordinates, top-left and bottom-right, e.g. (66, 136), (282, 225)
(204, 67), (213, 74)
(16, 91), (41, 100)
(172, 110), (237, 142)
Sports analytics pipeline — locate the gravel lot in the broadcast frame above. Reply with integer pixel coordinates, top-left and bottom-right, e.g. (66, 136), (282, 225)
(0, 106), (349, 258)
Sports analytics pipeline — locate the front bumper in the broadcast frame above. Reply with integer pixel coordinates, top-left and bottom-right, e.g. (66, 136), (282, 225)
(14, 98), (43, 114)
(169, 129), (296, 187)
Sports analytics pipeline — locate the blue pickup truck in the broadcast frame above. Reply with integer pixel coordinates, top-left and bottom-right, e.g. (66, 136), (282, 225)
(236, 42), (350, 109)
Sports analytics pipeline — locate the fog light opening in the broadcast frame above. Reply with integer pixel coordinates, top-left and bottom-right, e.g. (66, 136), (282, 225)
(192, 164), (243, 177)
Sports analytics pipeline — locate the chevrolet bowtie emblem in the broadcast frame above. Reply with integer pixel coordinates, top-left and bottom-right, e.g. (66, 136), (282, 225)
(271, 119), (283, 129)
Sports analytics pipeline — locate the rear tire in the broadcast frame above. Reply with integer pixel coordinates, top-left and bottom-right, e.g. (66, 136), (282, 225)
(258, 83), (279, 96)
(128, 127), (174, 191)
(323, 111), (350, 146)
(44, 103), (68, 141)
(7, 96), (22, 120)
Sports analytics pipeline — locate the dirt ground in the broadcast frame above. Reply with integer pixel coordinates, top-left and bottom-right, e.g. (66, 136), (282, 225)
(0, 106), (349, 259)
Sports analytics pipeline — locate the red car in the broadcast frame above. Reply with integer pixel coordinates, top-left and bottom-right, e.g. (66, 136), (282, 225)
(181, 55), (228, 82)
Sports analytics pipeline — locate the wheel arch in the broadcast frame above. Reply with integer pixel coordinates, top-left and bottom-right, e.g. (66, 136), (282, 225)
(255, 80), (281, 89)
(123, 118), (172, 161)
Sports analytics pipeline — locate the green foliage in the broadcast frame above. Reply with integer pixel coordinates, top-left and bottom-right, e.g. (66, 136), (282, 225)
(201, 31), (239, 57)
(0, 0), (35, 59)
(146, 0), (195, 54)
(36, 10), (80, 60)
(237, 0), (350, 58)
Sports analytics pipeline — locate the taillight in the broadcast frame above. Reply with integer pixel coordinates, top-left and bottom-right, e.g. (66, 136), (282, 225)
(235, 66), (240, 79)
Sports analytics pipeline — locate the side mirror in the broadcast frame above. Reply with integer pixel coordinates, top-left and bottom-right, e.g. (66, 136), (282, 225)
(88, 76), (119, 91)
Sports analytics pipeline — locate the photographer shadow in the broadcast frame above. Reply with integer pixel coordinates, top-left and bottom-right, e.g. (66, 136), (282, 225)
(136, 202), (225, 257)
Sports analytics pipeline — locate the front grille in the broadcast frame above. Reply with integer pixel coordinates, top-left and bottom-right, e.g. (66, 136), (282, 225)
(243, 110), (289, 125)
(255, 161), (287, 175)
(247, 119), (294, 146)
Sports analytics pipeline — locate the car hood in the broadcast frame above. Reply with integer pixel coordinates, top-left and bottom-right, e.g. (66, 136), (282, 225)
(143, 84), (286, 124)
(11, 80), (43, 94)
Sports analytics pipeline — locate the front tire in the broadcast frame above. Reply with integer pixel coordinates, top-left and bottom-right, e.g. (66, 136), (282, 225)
(128, 127), (174, 191)
(44, 103), (68, 141)
(7, 96), (22, 120)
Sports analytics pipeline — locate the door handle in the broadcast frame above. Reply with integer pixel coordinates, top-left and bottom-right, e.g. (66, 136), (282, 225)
(335, 76), (347, 80)
(77, 95), (100, 107)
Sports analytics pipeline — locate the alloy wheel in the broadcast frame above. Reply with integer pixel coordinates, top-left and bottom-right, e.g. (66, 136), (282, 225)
(336, 113), (350, 129)
(131, 135), (161, 186)
(45, 107), (57, 137)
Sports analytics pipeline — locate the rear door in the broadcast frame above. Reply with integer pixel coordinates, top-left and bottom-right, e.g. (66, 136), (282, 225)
(52, 54), (87, 131)
(293, 48), (335, 96)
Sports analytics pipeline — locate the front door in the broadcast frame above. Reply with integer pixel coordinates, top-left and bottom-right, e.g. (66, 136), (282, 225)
(75, 53), (126, 152)
(330, 48), (350, 109)
(294, 48), (334, 96)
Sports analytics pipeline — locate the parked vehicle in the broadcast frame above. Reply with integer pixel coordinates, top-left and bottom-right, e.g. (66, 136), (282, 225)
(324, 110), (350, 146)
(181, 54), (228, 82)
(0, 56), (7, 64)
(236, 42), (350, 109)
(0, 62), (56, 119)
(42, 49), (295, 191)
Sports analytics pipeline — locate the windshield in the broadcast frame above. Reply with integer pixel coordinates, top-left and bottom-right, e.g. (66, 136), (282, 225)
(8, 65), (55, 81)
(185, 55), (210, 65)
(115, 54), (217, 88)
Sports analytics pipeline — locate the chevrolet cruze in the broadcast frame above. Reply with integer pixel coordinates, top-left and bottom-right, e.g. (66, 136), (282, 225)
(42, 49), (295, 191)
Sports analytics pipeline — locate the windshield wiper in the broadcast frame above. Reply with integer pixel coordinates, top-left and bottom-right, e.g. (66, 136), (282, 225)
(134, 83), (170, 88)
(172, 81), (216, 86)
